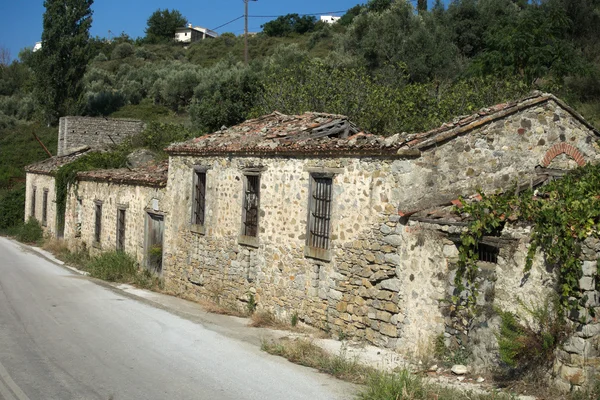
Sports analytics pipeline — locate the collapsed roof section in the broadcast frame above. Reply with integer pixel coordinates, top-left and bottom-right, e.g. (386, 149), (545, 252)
(25, 147), (91, 176)
(167, 93), (599, 158)
(76, 160), (169, 188)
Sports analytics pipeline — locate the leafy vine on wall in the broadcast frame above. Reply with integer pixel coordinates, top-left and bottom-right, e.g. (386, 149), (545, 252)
(454, 163), (600, 314)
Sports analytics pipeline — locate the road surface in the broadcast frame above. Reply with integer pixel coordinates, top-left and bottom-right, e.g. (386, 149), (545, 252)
(0, 237), (354, 400)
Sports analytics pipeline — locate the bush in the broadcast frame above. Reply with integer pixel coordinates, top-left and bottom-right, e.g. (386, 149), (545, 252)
(0, 184), (25, 230)
(84, 90), (126, 116)
(497, 297), (569, 375)
(85, 251), (138, 281)
(16, 218), (43, 244)
(111, 43), (135, 60)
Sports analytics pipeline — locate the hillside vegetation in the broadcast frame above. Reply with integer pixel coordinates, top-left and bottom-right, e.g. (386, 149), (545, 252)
(1, 0), (599, 230)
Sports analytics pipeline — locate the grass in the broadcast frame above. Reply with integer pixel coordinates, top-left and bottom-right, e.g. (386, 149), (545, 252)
(262, 338), (375, 384)
(262, 338), (522, 400)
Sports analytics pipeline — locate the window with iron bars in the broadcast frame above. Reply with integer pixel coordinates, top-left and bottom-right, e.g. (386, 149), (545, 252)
(116, 208), (126, 251)
(94, 201), (102, 243)
(193, 170), (207, 226)
(242, 174), (260, 238)
(478, 243), (499, 264)
(31, 187), (36, 218)
(307, 175), (333, 251)
(42, 189), (48, 226)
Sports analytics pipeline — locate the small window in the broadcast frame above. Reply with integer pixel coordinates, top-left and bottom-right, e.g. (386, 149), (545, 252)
(116, 208), (126, 251)
(308, 175), (333, 250)
(238, 173), (260, 247)
(31, 186), (36, 218)
(478, 243), (499, 264)
(42, 189), (49, 226)
(75, 198), (82, 238)
(193, 169), (207, 226)
(242, 174), (260, 237)
(94, 201), (103, 244)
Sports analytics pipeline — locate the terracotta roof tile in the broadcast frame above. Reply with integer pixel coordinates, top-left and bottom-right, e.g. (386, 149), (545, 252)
(77, 160), (168, 188)
(25, 147), (91, 175)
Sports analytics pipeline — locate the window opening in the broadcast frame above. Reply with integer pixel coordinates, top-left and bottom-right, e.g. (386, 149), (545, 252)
(31, 187), (36, 218)
(94, 202), (102, 243)
(42, 189), (48, 226)
(478, 243), (499, 264)
(116, 209), (126, 251)
(75, 198), (82, 237)
(193, 171), (207, 226)
(242, 174), (260, 237)
(308, 176), (333, 250)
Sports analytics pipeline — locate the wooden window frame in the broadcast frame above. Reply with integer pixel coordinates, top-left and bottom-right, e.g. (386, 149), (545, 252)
(116, 206), (127, 251)
(305, 173), (334, 262)
(41, 188), (49, 226)
(93, 200), (103, 247)
(191, 166), (208, 234)
(238, 171), (261, 248)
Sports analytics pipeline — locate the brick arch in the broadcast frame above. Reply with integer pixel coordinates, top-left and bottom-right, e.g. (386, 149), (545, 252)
(541, 143), (586, 167)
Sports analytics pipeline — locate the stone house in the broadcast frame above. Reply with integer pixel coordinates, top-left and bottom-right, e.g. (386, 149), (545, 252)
(63, 161), (169, 269)
(24, 117), (146, 238)
(24, 148), (90, 237)
(161, 92), (600, 373)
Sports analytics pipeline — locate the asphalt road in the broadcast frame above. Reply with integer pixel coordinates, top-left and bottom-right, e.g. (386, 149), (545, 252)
(0, 237), (354, 400)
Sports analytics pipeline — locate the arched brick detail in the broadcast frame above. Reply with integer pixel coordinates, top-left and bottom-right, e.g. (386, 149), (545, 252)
(541, 143), (586, 167)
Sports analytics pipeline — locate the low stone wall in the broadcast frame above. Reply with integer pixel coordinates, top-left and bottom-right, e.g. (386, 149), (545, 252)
(58, 117), (145, 156)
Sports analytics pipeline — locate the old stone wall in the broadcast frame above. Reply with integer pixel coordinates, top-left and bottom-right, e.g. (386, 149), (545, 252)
(25, 173), (57, 237)
(162, 100), (598, 359)
(64, 180), (168, 265)
(553, 237), (600, 391)
(58, 117), (145, 156)
(399, 99), (600, 211)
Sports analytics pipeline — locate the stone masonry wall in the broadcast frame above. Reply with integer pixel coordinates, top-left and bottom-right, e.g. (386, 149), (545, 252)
(58, 117), (145, 156)
(64, 180), (168, 265)
(24, 173), (57, 237)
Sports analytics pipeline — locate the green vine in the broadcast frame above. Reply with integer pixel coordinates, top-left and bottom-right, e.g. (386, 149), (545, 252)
(55, 150), (129, 234)
(455, 163), (600, 314)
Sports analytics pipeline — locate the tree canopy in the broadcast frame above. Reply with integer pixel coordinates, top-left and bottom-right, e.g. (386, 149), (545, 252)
(261, 14), (317, 37)
(145, 9), (187, 44)
(33, 0), (93, 124)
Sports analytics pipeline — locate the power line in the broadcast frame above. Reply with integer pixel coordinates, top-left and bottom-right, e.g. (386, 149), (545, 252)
(249, 10), (347, 18)
(211, 15), (244, 31)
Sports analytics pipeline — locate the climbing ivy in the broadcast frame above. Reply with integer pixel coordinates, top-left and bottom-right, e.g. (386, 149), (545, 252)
(454, 163), (600, 314)
(55, 150), (129, 235)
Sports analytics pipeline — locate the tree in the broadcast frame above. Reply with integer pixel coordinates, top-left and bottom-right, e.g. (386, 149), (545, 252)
(33, 0), (93, 123)
(145, 9), (187, 44)
(417, 0), (427, 13)
(0, 45), (10, 67)
(261, 14), (317, 37)
(339, 5), (363, 26)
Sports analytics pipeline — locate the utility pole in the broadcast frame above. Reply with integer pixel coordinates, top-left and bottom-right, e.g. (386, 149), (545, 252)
(244, 0), (257, 65)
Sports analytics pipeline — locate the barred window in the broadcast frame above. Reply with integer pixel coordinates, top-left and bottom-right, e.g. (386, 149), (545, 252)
(94, 201), (102, 243)
(242, 174), (260, 237)
(308, 175), (333, 250)
(42, 189), (48, 226)
(116, 208), (126, 251)
(478, 243), (499, 264)
(193, 170), (207, 226)
(31, 187), (36, 218)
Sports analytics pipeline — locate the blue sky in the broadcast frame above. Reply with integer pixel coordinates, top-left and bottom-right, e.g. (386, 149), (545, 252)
(0, 0), (443, 62)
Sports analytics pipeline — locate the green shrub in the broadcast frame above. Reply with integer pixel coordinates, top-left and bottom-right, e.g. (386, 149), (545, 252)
(111, 43), (135, 60)
(85, 251), (138, 282)
(16, 218), (43, 244)
(0, 184), (25, 229)
(497, 298), (569, 374)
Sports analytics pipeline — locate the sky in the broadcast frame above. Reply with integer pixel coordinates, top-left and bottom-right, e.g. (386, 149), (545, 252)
(0, 0), (442, 62)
